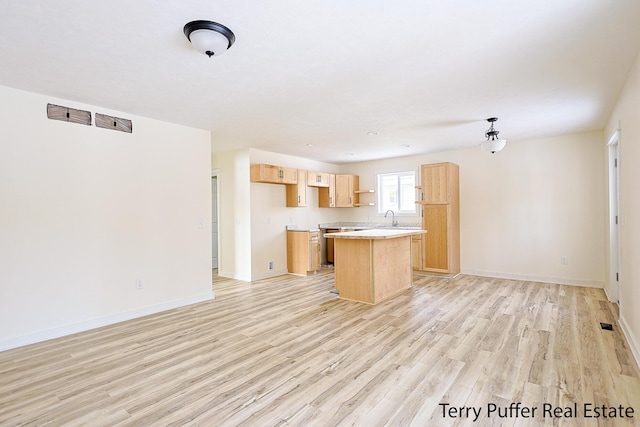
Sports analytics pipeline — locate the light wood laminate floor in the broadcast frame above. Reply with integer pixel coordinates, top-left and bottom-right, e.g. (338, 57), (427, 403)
(1, 269), (639, 426)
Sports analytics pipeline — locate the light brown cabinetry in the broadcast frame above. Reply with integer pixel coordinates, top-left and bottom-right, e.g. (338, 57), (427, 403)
(250, 164), (298, 184)
(286, 170), (307, 207)
(328, 230), (422, 304)
(418, 162), (460, 276)
(422, 204), (451, 271)
(309, 234), (320, 272)
(307, 171), (330, 188)
(421, 162), (453, 203)
(319, 174), (336, 207)
(319, 174), (359, 207)
(335, 174), (359, 207)
(411, 234), (423, 271)
(287, 230), (320, 275)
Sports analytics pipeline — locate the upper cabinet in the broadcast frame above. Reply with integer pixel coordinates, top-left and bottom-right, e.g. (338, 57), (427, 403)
(286, 170), (307, 207)
(421, 162), (454, 203)
(320, 174), (359, 207)
(335, 174), (359, 207)
(280, 167), (298, 184)
(307, 171), (330, 188)
(250, 164), (298, 184)
(251, 164), (361, 209)
(319, 174), (336, 207)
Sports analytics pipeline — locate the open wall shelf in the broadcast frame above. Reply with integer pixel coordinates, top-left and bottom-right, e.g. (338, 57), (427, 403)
(354, 189), (375, 207)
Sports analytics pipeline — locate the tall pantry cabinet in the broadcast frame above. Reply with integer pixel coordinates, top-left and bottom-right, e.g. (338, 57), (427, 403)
(418, 162), (460, 276)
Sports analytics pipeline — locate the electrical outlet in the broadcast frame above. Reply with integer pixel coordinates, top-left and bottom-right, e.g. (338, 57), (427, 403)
(136, 279), (143, 290)
(268, 261), (274, 270)
(560, 256), (568, 265)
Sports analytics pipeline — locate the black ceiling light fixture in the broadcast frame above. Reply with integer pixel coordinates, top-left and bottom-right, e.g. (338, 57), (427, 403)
(480, 117), (507, 153)
(183, 20), (235, 57)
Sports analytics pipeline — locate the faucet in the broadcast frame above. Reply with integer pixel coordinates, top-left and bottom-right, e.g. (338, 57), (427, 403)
(384, 210), (398, 227)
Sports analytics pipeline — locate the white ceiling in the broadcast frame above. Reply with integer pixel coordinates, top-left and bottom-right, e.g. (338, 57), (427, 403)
(1, 1), (639, 163)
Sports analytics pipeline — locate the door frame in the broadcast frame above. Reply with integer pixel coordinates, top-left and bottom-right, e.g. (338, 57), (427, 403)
(211, 169), (221, 272)
(607, 130), (621, 303)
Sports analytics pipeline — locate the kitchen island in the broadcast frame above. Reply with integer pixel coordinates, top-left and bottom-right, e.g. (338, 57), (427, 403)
(324, 228), (427, 304)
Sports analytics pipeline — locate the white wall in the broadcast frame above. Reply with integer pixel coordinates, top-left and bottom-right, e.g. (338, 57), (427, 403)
(0, 86), (213, 350)
(605, 50), (640, 363)
(341, 131), (607, 287)
(211, 149), (252, 281)
(249, 149), (340, 280)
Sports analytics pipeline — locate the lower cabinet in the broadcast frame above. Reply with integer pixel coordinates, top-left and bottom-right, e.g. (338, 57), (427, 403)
(287, 230), (320, 275)
(411, 234), (423, 271)
(421, 203), (460, 275)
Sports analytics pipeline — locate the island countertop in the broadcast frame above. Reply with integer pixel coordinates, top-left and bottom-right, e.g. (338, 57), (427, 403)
(324, 229), (426, 240)
(327, 228), (426, 304)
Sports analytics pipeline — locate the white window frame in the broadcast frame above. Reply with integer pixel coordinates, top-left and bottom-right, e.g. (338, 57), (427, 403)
(376, 171), (417, 215)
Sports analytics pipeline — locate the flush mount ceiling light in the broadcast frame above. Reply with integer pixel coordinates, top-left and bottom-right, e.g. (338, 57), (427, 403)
(480, 117), (507, 153)
(184, 20), (235, 57)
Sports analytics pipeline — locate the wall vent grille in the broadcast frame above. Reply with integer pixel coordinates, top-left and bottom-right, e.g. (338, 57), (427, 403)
(46, 103), (92, 126)
(95, 113), (133, 133)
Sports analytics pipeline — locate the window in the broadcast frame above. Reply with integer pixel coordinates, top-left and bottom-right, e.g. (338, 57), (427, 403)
(377, 171), (416, 214)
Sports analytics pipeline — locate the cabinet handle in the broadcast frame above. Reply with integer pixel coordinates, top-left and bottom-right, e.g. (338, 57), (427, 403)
(349, 196), (352, 204)
(329, 196), (332, 204)
(317, 175), (321, 183)
(298, 195), (301, 203)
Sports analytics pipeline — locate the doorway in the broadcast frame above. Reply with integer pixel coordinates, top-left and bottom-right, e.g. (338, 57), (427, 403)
(607, 130), (620, 303)
(212, 174), (219, 270)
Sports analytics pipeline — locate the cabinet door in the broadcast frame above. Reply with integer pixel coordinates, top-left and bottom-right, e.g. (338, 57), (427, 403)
(319, 174), (336, 207)
(422, 204), (450, 271)
(411, 234), (423, 271)
(287, 231), (310, 274)
(335, 174), (359, 207)
(281, 167), (298, 184)
(307, 171), (318, 187)
(316, 172), (330, 187)
(308, 237), (320, 271)
(297, 170), (307, 206)
(286, 170), (307, 207)
(307, 171), (330, 188)
(250, 164), (281, 183)
(421, 163), (450, 203)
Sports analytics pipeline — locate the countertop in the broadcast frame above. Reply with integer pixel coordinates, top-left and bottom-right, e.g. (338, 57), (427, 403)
(318, 222), (422, 231)
(286, 225), (320, 232)
(324, 229), (426, 240)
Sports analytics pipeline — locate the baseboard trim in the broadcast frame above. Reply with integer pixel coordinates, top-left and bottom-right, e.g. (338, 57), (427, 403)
(217, 270), (251, 282)
(460, 269), (603, 288)
(619, 314), (640, 370)
(0, 291), (215, 353)
(252, 269), (288, 281)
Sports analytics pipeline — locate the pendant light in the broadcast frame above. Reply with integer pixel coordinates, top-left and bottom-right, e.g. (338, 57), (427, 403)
(480, 117), (507, 153)
(184, 20), (236, 57)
